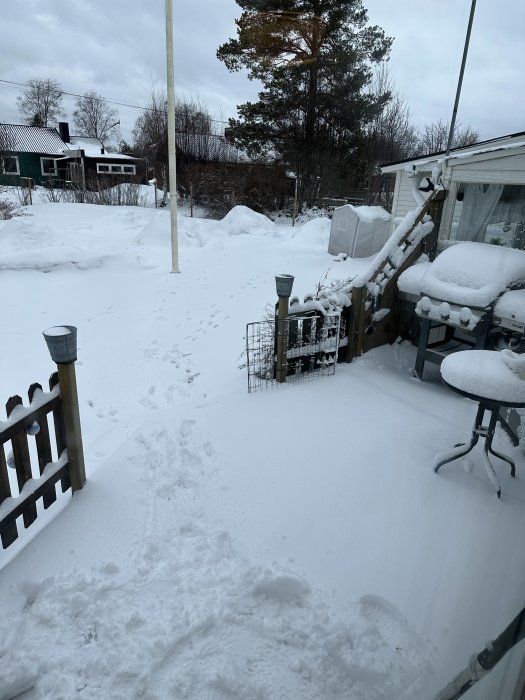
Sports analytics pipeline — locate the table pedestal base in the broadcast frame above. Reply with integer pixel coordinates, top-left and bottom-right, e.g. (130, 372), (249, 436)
(434, 402), (516, 498)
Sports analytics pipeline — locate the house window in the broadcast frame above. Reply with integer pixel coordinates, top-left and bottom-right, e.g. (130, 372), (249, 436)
(1, 155), (20, 175)
(449, 183), (525, 250)
(41, 157), (58, 176)
(96, 163), (136, 175)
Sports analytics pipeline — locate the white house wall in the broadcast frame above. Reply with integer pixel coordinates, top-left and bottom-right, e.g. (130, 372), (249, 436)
(451, 151), (525, 185)
(387, 148), (525, 242)
(388, 169), (432, 233)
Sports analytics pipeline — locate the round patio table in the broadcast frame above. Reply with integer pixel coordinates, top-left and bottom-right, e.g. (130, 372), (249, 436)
(434, 350), (525, 498)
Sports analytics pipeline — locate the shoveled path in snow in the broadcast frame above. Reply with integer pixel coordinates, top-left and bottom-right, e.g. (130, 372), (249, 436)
(0, 407), (432, 699)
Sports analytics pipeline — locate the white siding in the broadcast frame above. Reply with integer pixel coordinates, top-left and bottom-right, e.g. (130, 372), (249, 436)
(448, 149), (525, 184)
(389, 149), (525, 241)
(388, 170), (433, 233)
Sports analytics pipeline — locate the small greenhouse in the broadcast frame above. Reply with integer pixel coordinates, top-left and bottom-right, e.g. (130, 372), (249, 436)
(328, 204), (390, 258)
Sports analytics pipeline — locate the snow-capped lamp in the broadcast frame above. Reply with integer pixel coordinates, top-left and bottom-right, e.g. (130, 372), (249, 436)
(43, 325), (78, 364)
(275, 275), (294, 384)
(275, 274), (294, 298)
(42, 325), (86, 493)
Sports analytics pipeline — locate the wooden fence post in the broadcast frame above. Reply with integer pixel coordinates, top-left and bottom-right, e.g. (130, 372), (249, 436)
(347, 286), (366, 362)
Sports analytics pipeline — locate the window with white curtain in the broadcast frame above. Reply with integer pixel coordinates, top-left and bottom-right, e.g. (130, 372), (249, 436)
(451, 183), (525, 249)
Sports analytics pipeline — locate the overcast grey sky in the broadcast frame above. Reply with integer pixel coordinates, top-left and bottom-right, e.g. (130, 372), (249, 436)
(1, 0), (523, 145)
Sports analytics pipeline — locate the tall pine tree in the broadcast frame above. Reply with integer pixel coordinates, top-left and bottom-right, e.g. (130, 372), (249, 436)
(217, 0), (392, 206)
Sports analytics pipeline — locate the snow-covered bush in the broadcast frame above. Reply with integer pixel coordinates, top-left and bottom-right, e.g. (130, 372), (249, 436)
(40, 180), (148, 207)
(0, 197), (18, 219)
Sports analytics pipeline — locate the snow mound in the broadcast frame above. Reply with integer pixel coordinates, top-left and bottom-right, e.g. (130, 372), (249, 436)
(290, 217), (331, 250)
(220, 206), (276, 237)
(0, 218), (110, 272)
(252, 574), (310, 604)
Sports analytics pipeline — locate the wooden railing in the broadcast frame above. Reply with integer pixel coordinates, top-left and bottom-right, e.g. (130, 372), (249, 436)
(345, 189), (446, 361)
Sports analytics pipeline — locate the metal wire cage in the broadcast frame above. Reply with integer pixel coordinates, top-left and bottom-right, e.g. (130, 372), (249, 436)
(245, 313), (341, 392)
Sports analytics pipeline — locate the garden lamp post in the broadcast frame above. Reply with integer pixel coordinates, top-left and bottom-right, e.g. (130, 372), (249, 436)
(275, 274), (294, 383)
(42, 325), (86, 492)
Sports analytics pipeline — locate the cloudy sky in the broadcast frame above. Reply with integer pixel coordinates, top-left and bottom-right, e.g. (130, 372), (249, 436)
(1, 0), (523, 145)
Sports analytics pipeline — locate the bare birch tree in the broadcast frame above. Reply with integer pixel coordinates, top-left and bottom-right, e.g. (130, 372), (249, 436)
(415, 119), (479, 155)
(16, 79), (64, 127)
(73, 91), (120, 148)
(132, 90), (169, 195)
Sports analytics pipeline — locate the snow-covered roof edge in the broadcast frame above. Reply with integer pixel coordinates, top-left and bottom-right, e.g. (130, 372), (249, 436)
(0, 123), (141, 160)
(380, 130), (525, 174)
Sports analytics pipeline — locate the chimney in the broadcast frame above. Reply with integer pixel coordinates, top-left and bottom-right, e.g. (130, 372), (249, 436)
(58, 122), (70, 143)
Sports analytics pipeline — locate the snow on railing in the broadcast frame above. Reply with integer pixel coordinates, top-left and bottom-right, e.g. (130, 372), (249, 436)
(346, 187), (444, 361)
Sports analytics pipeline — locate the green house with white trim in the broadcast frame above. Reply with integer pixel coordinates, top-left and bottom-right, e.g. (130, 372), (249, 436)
(0, 123), (69, 186)
(0, 122), (144, 188)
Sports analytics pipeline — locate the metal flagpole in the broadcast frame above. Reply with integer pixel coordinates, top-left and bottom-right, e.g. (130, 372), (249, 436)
(165, 0), (180, 273)
(445, 0), (477, 158)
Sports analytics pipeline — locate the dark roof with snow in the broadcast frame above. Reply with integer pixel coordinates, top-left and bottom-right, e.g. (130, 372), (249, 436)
(0, 123), (66, 155)
(175, 132), (248, 163)
(381, 130), (525, 170)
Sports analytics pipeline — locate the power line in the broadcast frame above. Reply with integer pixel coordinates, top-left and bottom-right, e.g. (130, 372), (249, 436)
(0, 78), (230, 125)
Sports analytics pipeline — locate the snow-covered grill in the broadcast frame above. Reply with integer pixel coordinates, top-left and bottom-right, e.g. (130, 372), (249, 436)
(416, 295), (485, 332)
(414, 296), (494, 379)
(397, 242), (525, 378)
(492, 290), (525, 336)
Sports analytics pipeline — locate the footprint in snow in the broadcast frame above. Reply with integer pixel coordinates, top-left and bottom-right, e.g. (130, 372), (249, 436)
(359, 594), (431, 665)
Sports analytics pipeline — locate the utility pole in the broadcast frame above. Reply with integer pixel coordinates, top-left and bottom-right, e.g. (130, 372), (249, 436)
(165, 0), (180, 273)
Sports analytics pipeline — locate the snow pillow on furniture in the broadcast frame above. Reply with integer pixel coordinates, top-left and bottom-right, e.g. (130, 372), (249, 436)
(419, 242), (525, 308)
(441, 350), (525, 404)
(500, 349), (525, 380)
(494, 289), (525, 326)
(397, 260), (432, 297)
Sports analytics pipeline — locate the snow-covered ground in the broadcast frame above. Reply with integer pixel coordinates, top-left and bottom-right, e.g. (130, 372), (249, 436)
(1, 194), (524, 699)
